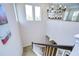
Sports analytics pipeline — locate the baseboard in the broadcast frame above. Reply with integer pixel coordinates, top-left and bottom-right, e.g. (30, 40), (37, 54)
(23, 43), (31, 47)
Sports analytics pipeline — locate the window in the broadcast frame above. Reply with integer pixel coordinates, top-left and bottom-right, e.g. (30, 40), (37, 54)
(25, 5), (41, 21)
(72, 11), (79, 21)
(25, 5), (33, 21)
(35, 6), (41, 21)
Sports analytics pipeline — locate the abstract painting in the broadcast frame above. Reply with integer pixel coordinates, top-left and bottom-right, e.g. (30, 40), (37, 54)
(0, 5), (11, 45)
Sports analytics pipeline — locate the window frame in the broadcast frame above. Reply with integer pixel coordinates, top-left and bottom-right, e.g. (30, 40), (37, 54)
(35, 6), (41, 21)
(25, 5), (33, 21)
(25, 4), (41, 21)
(72, 11), (79, 21)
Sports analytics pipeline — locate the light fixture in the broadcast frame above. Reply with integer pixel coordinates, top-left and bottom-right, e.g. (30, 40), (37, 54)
(47, 4), (67, 20)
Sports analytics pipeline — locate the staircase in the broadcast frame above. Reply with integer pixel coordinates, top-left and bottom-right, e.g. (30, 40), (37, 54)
(32, 42), (73, 56)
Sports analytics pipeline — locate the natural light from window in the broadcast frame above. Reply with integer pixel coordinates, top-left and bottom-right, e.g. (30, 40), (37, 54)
(35, 6), (41, 21)
(25, 5), (33, 21)
(72, 11), (79, 21)
(25, 5), (41, 21)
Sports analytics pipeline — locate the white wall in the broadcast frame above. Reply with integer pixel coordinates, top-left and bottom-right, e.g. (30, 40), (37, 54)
(15, 4), (48, 47)
(46, 4), (79, 46)
(0, 4), (23, 56)
(46, 20), (79, 45)
(15, 3), (79, 47)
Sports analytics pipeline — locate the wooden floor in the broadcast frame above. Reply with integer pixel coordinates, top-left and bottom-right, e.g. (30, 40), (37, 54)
(22, 46), (37, 56)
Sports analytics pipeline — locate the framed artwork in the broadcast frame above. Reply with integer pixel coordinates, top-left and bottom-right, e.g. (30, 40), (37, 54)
(0, 5), (8, 25)
(0, 5), (11, 45)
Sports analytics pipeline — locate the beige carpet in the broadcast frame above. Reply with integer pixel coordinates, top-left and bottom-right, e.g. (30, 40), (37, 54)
(23, 46), (37, 56)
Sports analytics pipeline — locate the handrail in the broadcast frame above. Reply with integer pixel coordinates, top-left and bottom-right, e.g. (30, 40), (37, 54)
(32, 42), (74, 50)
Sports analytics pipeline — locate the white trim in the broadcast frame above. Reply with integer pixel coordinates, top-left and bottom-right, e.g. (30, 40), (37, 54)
(32, 49), (42, 56)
